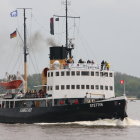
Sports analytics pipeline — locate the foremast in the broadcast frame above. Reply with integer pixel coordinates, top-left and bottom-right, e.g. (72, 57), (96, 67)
(18, 8), (31, 93)
(23, 8), (28, 93)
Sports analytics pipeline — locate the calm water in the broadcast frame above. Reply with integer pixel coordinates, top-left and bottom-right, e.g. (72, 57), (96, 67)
(0, 100), (140, 140)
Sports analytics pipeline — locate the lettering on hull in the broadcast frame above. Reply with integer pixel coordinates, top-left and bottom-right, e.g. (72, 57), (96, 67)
(20, 108), (32, 112)
(90, 103), (103, 108)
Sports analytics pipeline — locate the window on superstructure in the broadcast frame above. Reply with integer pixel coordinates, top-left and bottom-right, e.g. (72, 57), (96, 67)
(91, 71), (94, 76)
(48, 72), (50, 77)
(56, 72), (59, 76)
(47, 86), (49, 91)
(91, 85), (94, 89)
(76, 85), (80, 89)
(71, 71), (75, 76)
(66, 85), (70, 89)
(86, 85), (89, 89)
(55, 85), (59, 90)
(51, 72), (53, 77)
(66, 71), (70, 76)
(95, 85), (99, 90)
(76, 71), (80, 76)
(61, 71), (65, 76)
(61, 85), (65, 90)
(105, 86), (108, 90)
(110, 86), (113, 90)
(50, 86), (53, 90)
(100, 85), (104, 90)
(104, 72), (108, 77)
(81, 71), (89, 76)
(109, 73), (113, 77)
(71, 85), (75, 89)
(81, 85), (85, 89)
(100, 72), (104, 77)
(95, 72), (99, 76)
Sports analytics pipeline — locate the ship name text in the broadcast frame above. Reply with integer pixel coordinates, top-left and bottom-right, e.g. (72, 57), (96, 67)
(20, 108), (32, 112)
(90, 103), (103, 108)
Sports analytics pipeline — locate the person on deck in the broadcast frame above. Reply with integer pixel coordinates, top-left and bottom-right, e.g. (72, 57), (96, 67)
(106, 62), (110, 70)
(101, 60), (105, 70)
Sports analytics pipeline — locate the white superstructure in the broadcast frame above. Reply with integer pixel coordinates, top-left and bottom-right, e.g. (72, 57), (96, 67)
(47, 63), (115, 99)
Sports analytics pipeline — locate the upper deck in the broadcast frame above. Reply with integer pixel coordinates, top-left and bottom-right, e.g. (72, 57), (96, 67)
(47, 60), (114, 99)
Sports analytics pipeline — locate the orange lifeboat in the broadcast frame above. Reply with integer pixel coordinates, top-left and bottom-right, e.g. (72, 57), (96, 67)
(0, 80), (22, 89)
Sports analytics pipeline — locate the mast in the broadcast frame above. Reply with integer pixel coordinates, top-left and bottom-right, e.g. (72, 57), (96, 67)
(53, 1), (80, 58)
(18, 8), (31, 93)
(66, 0), (68, 49)
(23, 8), (28, 93)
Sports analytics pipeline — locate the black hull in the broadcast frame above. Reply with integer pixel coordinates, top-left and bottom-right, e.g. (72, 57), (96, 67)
(0, 97), (127, 123)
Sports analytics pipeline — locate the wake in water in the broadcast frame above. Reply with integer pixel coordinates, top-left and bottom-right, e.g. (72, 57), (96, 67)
(35, 118), (140, 127)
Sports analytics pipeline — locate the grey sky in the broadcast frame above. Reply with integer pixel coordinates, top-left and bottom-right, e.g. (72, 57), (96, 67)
(0, 0), (140, 78)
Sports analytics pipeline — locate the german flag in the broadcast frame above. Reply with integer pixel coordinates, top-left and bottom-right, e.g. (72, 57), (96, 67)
(10, 30), (17, 39)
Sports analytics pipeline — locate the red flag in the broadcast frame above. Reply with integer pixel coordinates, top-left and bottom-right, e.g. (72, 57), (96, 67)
(50, 17), (54, 35)
(120, 80), (124, 85)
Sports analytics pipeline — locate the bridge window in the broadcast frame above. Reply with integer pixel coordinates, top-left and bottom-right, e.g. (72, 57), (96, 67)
(71, 71), (75, 76)
(50, 86), (53, 90)
(91, 85), (94, 89)
(100, 72), (104, 77)
(61, 85), (65, 90)
(61, 71), (65, 76)
(71, 85), (75, 89)
(100, 85), (104, 90)
(66, 71), (70, 76)
(95, 72), (99, 76)
(51, 72), (53, 77)
(104, 72), (108, 77)
(91, 71), (94, 76)
(81, 71), (89, 76)
(81, 85), (85, 89)
(66, 85), (70, 89)
(55, 85), (59, 90)
(76, 71), (80, 76)
(95, 85), (99, 90)
(56, 72), (59, 76)
(76, 85), (80, 89)
(109, 73), (113, 77)
(110, 86), (113, 90)
(105, 86), (108, 90)
(48, 72), (50, 77)
(86, 85), (89, 89)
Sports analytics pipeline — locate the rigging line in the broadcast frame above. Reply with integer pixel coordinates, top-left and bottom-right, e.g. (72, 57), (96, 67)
(16, 29), (24, 43)
(5, 37), (21, 72)
(74, 29), (92, 60)
(28, 48), (40, 73)
(10, 49), (23, 74)
(28, 54), (39, 74)
(29, 9), (33, 51)
(17, 54), (23, 73)
(75, 26), (97, 62)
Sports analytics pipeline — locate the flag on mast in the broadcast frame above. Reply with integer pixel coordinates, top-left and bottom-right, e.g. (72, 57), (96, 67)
(10, 30), (17, 39)
(50, 17), (54, 35)
(10, 10), (18, 17)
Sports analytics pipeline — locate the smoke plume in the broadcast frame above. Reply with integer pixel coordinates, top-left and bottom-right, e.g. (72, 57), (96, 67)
(46, 37), (57, 46)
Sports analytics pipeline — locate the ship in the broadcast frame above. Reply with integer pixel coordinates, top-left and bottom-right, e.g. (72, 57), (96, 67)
(0, 0), (127, 123)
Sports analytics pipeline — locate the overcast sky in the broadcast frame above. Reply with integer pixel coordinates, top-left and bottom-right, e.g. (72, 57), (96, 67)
(0, 0), (140, 78)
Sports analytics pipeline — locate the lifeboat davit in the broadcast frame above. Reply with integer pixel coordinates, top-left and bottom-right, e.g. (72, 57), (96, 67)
(0, 80), (22, 89)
